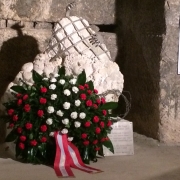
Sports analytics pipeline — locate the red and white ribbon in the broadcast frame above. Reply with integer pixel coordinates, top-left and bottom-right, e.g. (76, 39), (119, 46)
(54, 132), (102, 177)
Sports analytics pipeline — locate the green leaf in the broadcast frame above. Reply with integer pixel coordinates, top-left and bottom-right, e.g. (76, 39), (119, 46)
(100, 102), (118, 110)
(88, 80), (94, 90)
(82, 146), (90, 164)
(10, 86), (26, 94)
(77, 70), (86, 85)
(15, 143), (21, 158)
(58, 66), (65, 76)
(102, 138), (114, 153)
(5, 130), (17, 142)
(32, 70), (42, 82)
(29, 133), (33, 139)
(98, 144), (104, 157)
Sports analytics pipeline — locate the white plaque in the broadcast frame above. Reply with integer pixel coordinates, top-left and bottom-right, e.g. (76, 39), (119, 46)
(103, 119), (134, 156)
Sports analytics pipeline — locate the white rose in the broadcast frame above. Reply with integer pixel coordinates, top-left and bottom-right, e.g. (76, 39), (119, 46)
(46, 118), (53, 125)
(64, 89), (71, 96)
(74, 121), (81, 128)
(51, 94), (57, 100)
(53, 73), (59, 77)
(49, 84), (56, 90)
(62, 118), (69, 125)
(79, 112), (86, 119)
(75, 100), (81, 107)
(56, 110), (64, 117)
(61, 128), (68, 134)
(42, 77), (48, 81)
(68, 137), (74, 141)
(50, 78), (57, 83)
(70, 112), (78, 119)
(49, 132), (55, 137)
(47, 106), (54, 113)
(72, 86), (79, 93)
(63, 102), (70, 109)
(59, 79), (65, 85)
(69, 78), (77, 85)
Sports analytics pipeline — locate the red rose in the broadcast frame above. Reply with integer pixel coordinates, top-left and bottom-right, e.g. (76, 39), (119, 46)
(101, 97), (106, 104)
(17, 127), (23, 134)
(79, 85), (84, 90)
(83, 140), (89, 146)
(95, 147), (100, 151)
(37, 110), (44, 117)
(40, 87), (47, 93)
(8, 123), (14, 129)
(81, 133), (87, 139)
(17, 99), (22, 106)
(20, 135), (26, 142)
(93, 116), (99, 123)
(25, 123), (32, 130)
(93, 104), (98, 109)
(30, 140), (37, 146)
(39, 97), (47, 104)
(84, 121), (91, 127)
(7, 109), (14, 116)
(96, 99), (101, 104)
(16, 93), (22, 98)
(102, 110), (107, 116)
(80, 94), (86, 100)
(87, 90), (92, 95)
(24, 104), (31, 112)
(100, 137), (106, 142)
(18, 142), (25, 149)
(94, 89), (98, 94)
(84, 84), (89, 89)
(95, 127), (101, 134)
(100, 121), (105, 128)
(23, 94), (28, 100)
(86, 100), (92, 107)
(92, 139), (98, 145)
(107, 120), (112, 127)
(13, 115), (18, 122)
(41, 137), (47, 143)
(40, 125), (47, 132)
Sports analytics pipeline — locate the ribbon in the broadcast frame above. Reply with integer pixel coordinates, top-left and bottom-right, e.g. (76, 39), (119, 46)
(54, 132), (102, 177)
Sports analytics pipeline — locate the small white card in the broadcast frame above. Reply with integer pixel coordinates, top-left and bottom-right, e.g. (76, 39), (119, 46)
(103, 119), (134, 156)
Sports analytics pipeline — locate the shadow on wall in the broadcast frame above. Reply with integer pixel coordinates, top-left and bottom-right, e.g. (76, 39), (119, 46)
(115, 0), (166, 139)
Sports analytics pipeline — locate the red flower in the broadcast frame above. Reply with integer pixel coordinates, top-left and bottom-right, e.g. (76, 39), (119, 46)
(102, 110), (107, 116)
(93, 116), (99, 123)
(92, 140), (98, 145)
(25, 123), (32, 130)
(79, 85), (84, 90)
(87, 90), (92, 95)
(24, 104), (31, 112)
(18, 142), (25, 149)
(17, 127), (23, 134)
(41, 137), (47, 143)
(20, 135), (26, 142)
(16, 93), (22, 98)
(39, 97), (47, 104)
(84, 84), (89, 89)
(30, 140), (37, 146)
(95, 147), (100, 151)
(86, 100), (92, 107)
(84, 121), (91, 127)
(17, 99), (22, 106)
(96, 99), (101, 104)
(100, 121), (105, 128)
(7, 109), (14, 116)
(40, 87), (47, 93)
(95, 127), (101, 134)
(83, 140), (89, 146)
(23, 94), (28, 100)
(8, 123), (14, 129)
(40, 125), (47, 132)
(100, 137), (106, 142)
(13, 115), (18, 122)
(37, 110), (44, 117)
(94, 89), (98, 94)
(81, 133), (87, 139)
(101, 97), (106, 104)
(93, 104), (98, 109)
(80, 94), (86, 100)
(107, 120), (112, 127)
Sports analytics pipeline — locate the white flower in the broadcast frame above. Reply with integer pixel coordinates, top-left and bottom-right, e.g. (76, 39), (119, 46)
(42, 77), (48, 81)
(63, 102), (70, 109)
(75, 100), (81, 107)
(69, 78), (77, 85)
(56, 110), (64, 117)
(70, 112), (78, 119)
(49, 132), (55, 137)
(53, 73), (60, 78)
(51, 94), (57, 100)
(74, 121), (81, 128)
(64, 89), (71, 96)
(46, 118), (53, 125)
(50, 78), (57, 83)
(68, 137), (74, 141)
(59, 79), (65, 85)
(62, 118), (69, 125)
(47, 106), (54, 113)
(72, 86), (79, 93)
(79, 112), (86, 119)
(61, 128), (68, 134)
(49, 84), (56, 90)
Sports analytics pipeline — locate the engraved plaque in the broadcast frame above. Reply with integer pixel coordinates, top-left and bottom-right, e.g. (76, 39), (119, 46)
(103, 119), (134, 156)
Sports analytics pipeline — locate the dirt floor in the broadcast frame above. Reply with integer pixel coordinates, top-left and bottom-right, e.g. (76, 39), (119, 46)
(0, 133), (180, 180)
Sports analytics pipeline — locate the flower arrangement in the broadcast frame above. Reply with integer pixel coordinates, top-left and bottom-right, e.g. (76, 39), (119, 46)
(3, 66), (118, 165)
